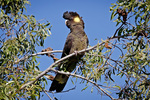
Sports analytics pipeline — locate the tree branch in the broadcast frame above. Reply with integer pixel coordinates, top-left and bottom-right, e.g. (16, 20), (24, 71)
(20, 42), (105, 89)
(14, 50), (63, 64)
(49, 68), (115, 100)
(43, 89), (54, 100)
(112, 23), (124, 37)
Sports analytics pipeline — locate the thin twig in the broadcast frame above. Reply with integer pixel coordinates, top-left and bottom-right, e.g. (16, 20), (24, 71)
(110, 41), (124, 57)
(113, 23), (124, 37)
(126, 22), (136, 28)
(14, 50), (63, 64)
(101, 41), (116, 69)
(109, 34), (131, 40)
(107, 61), (133, 83)
(73, 64), (82, 74)
(43, 89), (54, 100)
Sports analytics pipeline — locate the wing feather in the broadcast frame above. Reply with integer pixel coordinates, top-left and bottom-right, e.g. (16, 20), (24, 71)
(61, 34), (73, 58)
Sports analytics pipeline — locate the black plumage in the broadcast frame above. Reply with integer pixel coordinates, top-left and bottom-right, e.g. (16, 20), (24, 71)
(49, 11), (88, 92)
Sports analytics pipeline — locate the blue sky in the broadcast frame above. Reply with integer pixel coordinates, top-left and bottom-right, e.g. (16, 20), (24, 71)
(26, 0), (120, 100)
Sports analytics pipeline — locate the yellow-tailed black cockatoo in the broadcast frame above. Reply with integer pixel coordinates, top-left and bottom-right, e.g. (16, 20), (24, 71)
(49, 11), (88, 92)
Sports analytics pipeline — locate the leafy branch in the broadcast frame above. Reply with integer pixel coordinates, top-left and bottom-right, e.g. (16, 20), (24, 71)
(20, 41), (105, 89)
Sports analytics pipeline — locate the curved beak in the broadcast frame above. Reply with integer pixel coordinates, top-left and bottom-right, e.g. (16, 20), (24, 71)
(65, 20), (68, 25)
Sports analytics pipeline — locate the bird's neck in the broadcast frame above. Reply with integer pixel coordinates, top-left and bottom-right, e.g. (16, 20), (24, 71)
(70, 25), (84, 33)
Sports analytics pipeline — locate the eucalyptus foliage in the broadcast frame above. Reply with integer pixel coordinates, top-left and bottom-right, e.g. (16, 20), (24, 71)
(109, 0), (150, 99)
(0, 0), (51, 99)
(80, 0), (149, 99)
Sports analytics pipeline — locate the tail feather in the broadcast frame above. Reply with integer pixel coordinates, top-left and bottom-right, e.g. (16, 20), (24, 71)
(49, 73), (69, 92)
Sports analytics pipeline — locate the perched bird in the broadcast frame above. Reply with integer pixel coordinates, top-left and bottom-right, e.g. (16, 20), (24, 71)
(49, 11), (89, 92)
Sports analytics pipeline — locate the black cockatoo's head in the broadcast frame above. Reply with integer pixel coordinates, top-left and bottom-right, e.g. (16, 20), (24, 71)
(63, 11), (84, 29)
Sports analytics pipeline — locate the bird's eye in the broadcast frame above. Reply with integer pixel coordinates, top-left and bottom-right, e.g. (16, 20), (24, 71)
(73, 17), (80, 22)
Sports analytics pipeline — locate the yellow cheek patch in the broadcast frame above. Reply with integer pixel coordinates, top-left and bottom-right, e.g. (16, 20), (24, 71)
(74, 17), (80, 22)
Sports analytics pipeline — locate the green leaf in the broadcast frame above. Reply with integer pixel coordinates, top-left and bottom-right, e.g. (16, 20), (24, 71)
(118, 27), (123, 36)
(113, 85), (121, 90)
(71, 79), (75, 85)
(133, 79), (139, 88)
(91, 87), (93, 93)
(81, 86), (88, 91)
